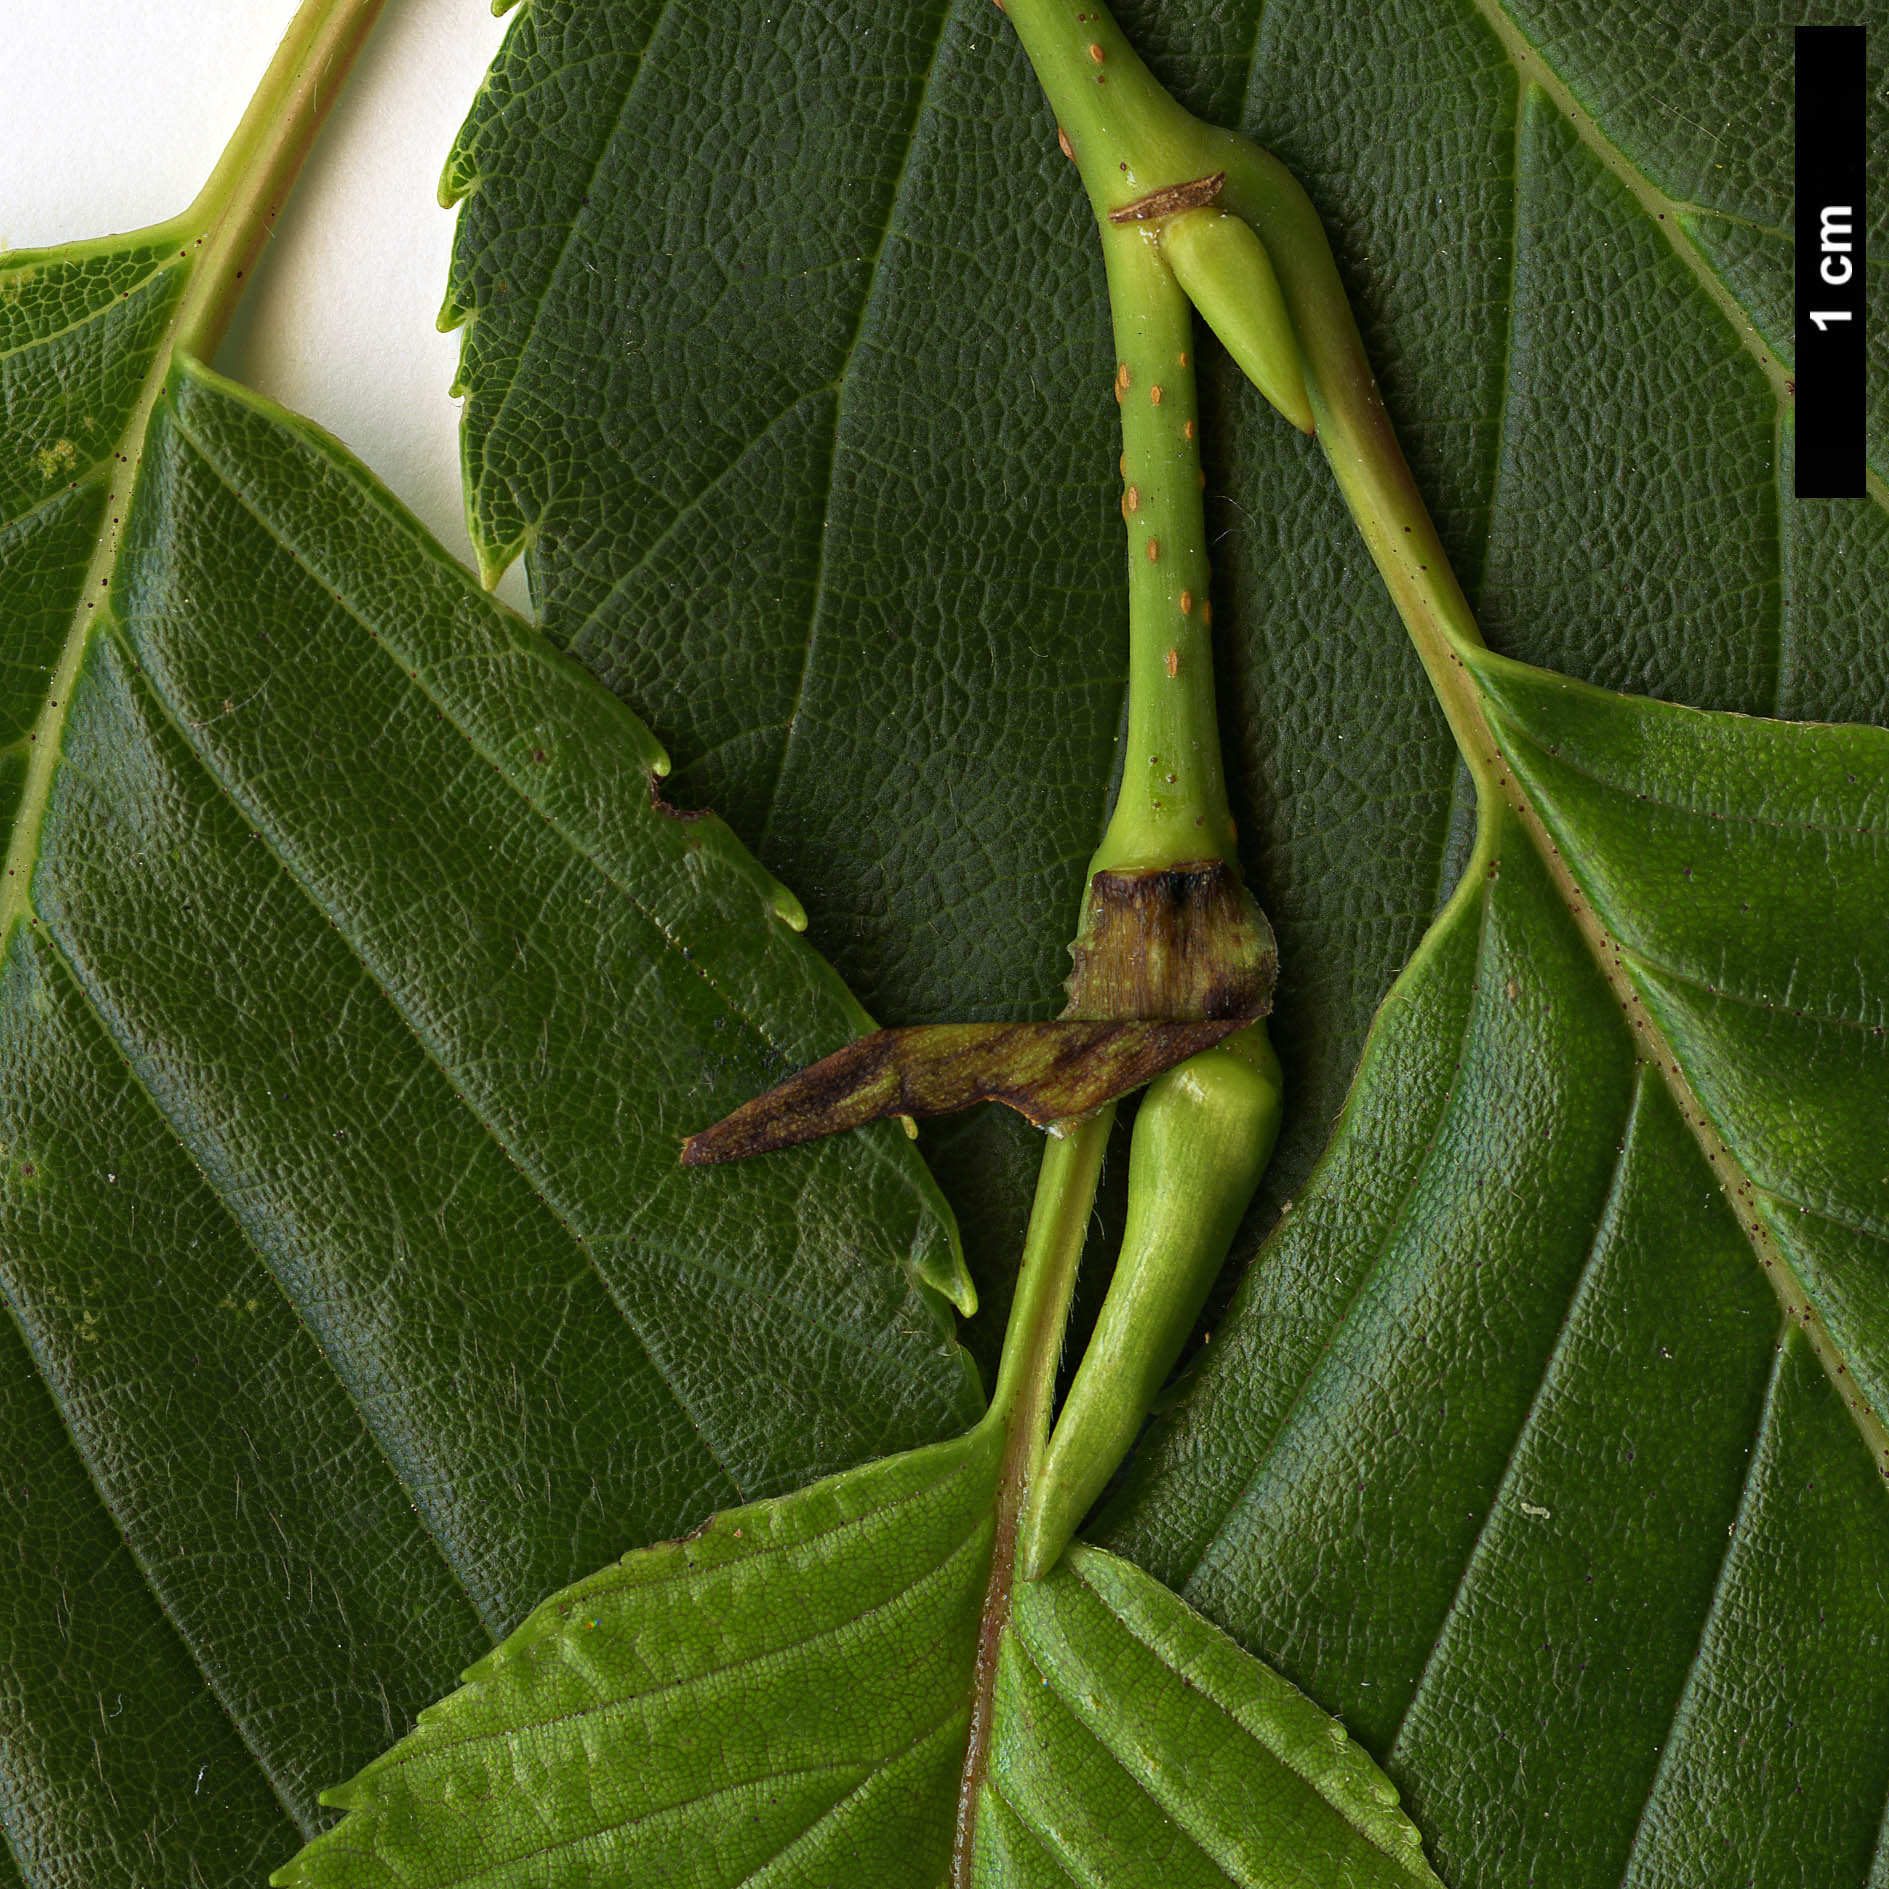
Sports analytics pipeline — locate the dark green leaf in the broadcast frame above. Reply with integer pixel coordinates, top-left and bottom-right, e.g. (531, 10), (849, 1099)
(442, 0), (1138, 1305)
(0, 340), (978, 1865)
(441, 0), (1889, 1880)
(277, 1424), (1005, 1889)
(1104, 667), (1889, 1885)
(440, 0), (1889, 1303)
(8, 0), (1889, 1880)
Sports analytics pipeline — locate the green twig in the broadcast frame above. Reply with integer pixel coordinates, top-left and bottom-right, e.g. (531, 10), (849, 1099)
(1001, 0), (1498, 791)
(1091, 223), (1237, 872)
(955, 1104), (1113, 1886)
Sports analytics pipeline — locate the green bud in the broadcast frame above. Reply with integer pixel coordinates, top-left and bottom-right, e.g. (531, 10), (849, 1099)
(1161, 208), (1314, 436)
(1019, 1024), (1283, 1582)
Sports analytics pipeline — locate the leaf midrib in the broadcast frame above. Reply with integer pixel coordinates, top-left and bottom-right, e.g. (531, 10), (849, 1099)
(0, 0), (391, 954)
(1469, 0), (1803, 426)
(1467, 668), (1889, 1480)
(162, 388), (941, 1379)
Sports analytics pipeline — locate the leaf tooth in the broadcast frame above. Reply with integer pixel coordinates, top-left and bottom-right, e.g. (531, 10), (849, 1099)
(316, 1774), (372, 1813)
(470, 519), (533, 594)
(438, 150), (481, 212)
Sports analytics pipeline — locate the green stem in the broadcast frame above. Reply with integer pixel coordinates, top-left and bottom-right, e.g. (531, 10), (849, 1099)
(973, 210), (1237, 1638)
(957, 5), (1295, 1857)
(1009, 3), (1889, 1538)
(1001, 0), (1205, 221)
(988, 1109), (1116, 1438)
(979, 0), (1283, 1594)
(1002, 0), (1497, 794)
(0, 0), (388, 950)
(1093, 225), (1235, 872)
(979, 148), (1242, 1560)
(1004, 0), (1239, 874)
(955, 1105), (1113, 1887)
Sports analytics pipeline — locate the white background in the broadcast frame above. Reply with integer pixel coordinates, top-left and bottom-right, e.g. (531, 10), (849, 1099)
(1, 0), (531, 611)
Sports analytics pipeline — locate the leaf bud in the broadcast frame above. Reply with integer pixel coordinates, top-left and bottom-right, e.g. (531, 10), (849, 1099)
(1020, 1024), (1283, 1580)
(1161, 208), (1314, 435)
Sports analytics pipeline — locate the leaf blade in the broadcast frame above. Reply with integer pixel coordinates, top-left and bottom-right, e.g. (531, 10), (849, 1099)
(1106, 672), (1889, 1883)
(276, 1434), (1440, 1889)
(986, 1547), (1438, 1888)
(0, 226), (194, 918)
(0, 353), (979, 1840)
(276, 1424), (1005, 1889)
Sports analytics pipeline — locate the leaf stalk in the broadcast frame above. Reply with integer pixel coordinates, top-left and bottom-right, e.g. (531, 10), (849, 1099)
(174, 0), (392, 364)
(954, 1103), (1113, 1886)
(0, 0), (389, 948)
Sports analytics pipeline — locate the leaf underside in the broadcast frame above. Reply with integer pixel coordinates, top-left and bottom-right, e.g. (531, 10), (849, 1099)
(277, 646), (1889, 1888)
(0, 336), (979, 1874)
(1106, 665), (1889, 1885)
(3, 0), (1887, 1884)
(441, 0), (1889, 1272)
(438, 0), (1889, 1882)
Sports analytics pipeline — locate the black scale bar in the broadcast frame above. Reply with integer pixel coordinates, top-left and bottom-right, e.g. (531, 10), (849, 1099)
(1796, 25), (1867, 499)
